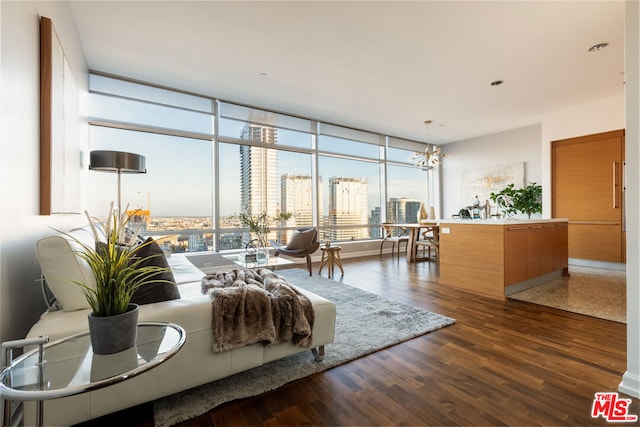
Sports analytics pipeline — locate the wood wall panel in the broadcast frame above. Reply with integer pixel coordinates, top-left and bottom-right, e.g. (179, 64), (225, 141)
(40, 17), (53, 215)
(552, 130), (625, 262)
(568, 223), (623, 262)
(552, 136), (621, 221)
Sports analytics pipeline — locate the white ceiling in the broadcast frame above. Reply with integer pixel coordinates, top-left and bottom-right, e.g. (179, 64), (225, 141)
(69, 1), (625, 144)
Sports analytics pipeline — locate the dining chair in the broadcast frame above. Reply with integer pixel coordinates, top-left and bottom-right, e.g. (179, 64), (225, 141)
(416, 226), (439, 261)
(379, 223), (409, 260)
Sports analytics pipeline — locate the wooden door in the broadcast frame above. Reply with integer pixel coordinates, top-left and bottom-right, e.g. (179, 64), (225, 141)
(552, 130), (625, 262)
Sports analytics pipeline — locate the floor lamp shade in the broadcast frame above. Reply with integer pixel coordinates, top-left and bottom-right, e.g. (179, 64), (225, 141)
(89, 150), (146, 209)
(89, 151), (146, 173)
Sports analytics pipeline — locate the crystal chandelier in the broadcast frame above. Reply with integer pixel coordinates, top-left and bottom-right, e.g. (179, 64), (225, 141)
(409, 120), (443, 169)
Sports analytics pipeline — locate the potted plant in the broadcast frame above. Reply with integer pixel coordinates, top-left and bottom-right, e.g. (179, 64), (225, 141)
(490, 182), (542, 219)
(67, 204), (171, 354)
(234, 206), (292, 260)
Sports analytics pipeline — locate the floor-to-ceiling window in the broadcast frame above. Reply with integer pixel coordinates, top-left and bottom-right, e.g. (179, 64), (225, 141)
(217, 102), (315, 250)
(88, 72), (434, 253)
(386, 146), (431, 224)
(317, 126), (383, 242)
(88, 74), (214, 253)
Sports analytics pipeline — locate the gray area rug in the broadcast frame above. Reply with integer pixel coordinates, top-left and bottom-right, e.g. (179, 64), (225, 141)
(154, 269), (455, 426)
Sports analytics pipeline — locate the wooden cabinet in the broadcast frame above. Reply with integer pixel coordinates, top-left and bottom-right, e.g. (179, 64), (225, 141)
(505, 222), (567, 287)
(526, 225), (543, 278)
(552, 130), (625, 263)
(438, 223), (505, 298)
(504, 226), (527, 285)
(551, 222), (568, 271)
(540, 225), (556, 273)
(439, 220), (569, 299)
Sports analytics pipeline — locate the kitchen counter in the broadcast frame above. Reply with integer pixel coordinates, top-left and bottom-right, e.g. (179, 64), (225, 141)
(438, 219), (569, 299)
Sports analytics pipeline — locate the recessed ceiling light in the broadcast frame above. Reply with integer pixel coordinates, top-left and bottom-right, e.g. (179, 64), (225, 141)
(588, 42), (609, 52)
(490, 80), (504, 86)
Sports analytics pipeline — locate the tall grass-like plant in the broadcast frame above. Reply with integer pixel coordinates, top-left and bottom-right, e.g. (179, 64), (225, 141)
(69, 204), (170, 317)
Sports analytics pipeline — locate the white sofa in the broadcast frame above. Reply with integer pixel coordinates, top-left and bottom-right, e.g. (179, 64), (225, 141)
(25, 226), (336, 426)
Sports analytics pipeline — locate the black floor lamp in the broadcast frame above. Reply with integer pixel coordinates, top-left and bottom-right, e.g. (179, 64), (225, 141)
(89, 150), (146, 210)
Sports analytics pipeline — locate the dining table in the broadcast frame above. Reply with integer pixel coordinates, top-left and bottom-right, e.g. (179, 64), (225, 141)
(392, 221), (439, 262)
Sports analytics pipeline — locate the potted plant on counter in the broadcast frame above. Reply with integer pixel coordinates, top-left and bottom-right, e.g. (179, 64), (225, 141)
(68, 204), (171, 354)
(490, 182), (542, 219)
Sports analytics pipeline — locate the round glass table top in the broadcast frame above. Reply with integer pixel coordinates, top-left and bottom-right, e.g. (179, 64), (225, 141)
(0, 322), (185, 401)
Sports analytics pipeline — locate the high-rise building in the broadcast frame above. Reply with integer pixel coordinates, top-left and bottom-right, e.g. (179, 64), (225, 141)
(280, 175), (325, 243)
(328, 177), (368, 240)
(280, 174), (313, 244)
(388, 197), (421, 223)
(240, 124), (279, 216)
(239, 124), (281, 246)
(281, 174), (313, 224)
(370, 206), (381, 239)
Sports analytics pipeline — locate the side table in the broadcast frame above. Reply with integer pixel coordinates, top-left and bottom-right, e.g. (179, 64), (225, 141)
(0, 322), (185, 427)
(319, 246), (344, 279)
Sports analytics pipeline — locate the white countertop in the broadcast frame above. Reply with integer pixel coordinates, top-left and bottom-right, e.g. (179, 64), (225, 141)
(437, 218), (569, 225)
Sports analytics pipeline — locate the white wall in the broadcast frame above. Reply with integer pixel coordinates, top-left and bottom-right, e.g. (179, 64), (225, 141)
(620, 0), (640, 400)
(0, 1), (88, 342)
(440, 124), (542, 218)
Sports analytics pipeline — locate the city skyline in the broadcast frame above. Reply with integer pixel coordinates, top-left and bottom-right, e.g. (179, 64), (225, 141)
(135, 187), (424, 252)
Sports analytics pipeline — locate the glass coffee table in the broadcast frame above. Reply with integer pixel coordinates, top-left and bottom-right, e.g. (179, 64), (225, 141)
(222, 253), (294, 271)
(0, 322), (185, 427)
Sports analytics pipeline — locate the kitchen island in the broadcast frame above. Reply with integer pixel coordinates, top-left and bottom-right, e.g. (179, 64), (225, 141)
(438, 218), (569, 299)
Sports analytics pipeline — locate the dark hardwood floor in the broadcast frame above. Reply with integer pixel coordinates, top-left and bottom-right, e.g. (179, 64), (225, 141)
(78, 255), (638, 427)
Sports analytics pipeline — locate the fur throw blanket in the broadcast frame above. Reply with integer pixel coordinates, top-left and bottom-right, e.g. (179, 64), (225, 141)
(201, 268), (314, 353)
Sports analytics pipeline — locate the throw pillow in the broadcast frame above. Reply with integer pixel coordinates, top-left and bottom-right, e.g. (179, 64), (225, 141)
(286, 228), (316, 250)
(130, 237), (180, 305)
(36, 232), (97, 312)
